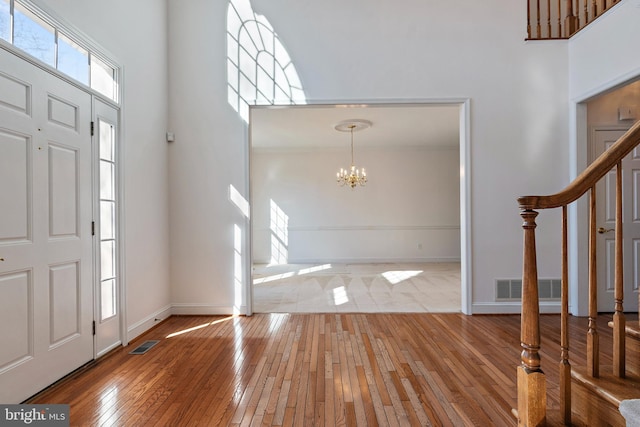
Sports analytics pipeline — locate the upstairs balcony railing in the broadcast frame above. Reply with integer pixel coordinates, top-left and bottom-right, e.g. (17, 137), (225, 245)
(527, 0), (621, 39)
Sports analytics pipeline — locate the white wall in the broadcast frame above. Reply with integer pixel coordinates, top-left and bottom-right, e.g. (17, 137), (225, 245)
(34, 0), (172, 338)
(168, 0), (570, 314)
(252, 146), (460, 264)
(569, 0), (640, 101)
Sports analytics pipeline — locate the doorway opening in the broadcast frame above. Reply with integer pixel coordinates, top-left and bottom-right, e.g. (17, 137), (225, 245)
(247, 101), (472, 315)
(584, 79), (640, 315)
(572, 78), (640, 316)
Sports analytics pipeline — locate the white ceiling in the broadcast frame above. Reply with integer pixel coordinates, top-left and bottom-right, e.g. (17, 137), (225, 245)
(250, 103), (461, 149)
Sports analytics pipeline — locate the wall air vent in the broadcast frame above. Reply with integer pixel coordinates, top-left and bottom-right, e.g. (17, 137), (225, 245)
(496, 279), (561, 301)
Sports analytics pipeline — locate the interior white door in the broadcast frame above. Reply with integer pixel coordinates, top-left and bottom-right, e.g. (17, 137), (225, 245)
(594, 127), (639, 313)
(0, 48), (93, 403)
(94, 99), (121, 356)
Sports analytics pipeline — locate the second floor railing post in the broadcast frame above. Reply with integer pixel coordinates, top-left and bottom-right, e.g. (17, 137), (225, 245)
(518, 209), (546, 426)
(536, 0), (542, 38)
(527, 0), (532, 39)
(564, 0), (578, 36)
(547, 0), (552, 37)
(557, 0), (562, 38)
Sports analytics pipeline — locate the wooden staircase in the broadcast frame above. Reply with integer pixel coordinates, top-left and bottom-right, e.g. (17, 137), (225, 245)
(570, 322), (640, 425)
(516, 120), (640, 426)
(609, 321), (640, 377)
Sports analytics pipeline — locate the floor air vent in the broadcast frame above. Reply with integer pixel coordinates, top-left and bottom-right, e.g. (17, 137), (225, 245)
(129, 340), (160, 355)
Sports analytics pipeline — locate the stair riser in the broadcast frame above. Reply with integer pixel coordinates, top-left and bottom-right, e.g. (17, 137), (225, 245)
(571, 382), (626, 426)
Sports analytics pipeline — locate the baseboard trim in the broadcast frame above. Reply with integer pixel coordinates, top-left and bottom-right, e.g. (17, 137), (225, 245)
(284, 257), (462, 264)
(171, 303), (236, 315)
(472, 301), (561, 314)
(127, 305), (172, 342)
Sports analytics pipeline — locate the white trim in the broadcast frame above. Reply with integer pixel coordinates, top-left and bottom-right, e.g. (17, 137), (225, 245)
(243, 123), (253, 316)
(283, 257), (461, 264)
(126, 305), (172, 342)
(253, 145), (460, 154)
(472, 301), (561, 314)
(460, 98), (473, 315)
(96, 341), (122, 359)
(573, 69), (640, 105)
(247, 97), (473, 315)
(275, 225), (460, 232)
(171, 304), (241, 316)
(117, 67), (127, 345)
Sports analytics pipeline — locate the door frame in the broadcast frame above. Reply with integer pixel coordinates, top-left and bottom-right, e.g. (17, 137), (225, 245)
(570, 80), (640, 316)
(92, 97), (126, 356)
(0, 43), (127, 355)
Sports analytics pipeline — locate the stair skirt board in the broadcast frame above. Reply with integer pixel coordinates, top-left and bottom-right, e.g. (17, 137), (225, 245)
(129, 340), (160, 355)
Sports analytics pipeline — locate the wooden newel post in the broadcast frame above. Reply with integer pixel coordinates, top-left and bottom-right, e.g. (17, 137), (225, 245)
(518, 209), (547, 426)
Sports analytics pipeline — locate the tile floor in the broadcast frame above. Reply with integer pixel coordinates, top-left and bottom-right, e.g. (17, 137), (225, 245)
(252, 262), (461, 313)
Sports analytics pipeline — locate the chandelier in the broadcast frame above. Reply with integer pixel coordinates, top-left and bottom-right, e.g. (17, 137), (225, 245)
(335, 119), (371, 188)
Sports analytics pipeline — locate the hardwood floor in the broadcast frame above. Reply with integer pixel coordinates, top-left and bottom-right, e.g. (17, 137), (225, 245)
(29, 313), (614, 426)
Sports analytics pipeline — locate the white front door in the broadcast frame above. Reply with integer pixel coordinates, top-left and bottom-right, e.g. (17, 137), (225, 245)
(594, 127), (639, 313)
(0, 48), (93, 403)
(94, 99), (122, 356)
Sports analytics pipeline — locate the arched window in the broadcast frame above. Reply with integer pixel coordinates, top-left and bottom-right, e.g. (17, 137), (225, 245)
(227, 0), (306, 122)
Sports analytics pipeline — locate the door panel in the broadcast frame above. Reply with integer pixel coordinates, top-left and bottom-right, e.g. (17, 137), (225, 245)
(595, 128), (639, 312)
(0, 47), (93, 403)
(0, 70), (30, 114)
(0, 270), (31, 369)
(0, 129), (30, 242)
(49, 143), (79, 237)
(49, 262), (80, 345)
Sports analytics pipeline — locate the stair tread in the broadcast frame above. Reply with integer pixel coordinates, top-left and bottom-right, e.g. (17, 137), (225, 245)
(572, 366), (640, 406)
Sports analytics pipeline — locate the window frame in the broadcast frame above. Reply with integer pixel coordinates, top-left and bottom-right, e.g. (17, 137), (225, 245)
(0, 0), (121, 104)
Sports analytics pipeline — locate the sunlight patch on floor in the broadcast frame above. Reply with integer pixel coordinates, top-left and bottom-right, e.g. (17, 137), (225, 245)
(382, 270), (423, 285)
(332, 286), (349, 306)
(166, 315), (237, 338)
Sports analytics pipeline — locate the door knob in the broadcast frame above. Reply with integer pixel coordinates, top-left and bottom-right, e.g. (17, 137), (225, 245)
(597, 227), (614, 234)
(0, 257), (4, 261)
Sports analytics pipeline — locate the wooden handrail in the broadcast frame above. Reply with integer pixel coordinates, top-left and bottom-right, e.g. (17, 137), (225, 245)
(519, 120), (640, 210)
(517, 119), (640, 426)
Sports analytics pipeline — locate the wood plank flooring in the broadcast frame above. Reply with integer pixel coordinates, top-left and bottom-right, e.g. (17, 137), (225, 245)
(28, 313), (614, 426)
